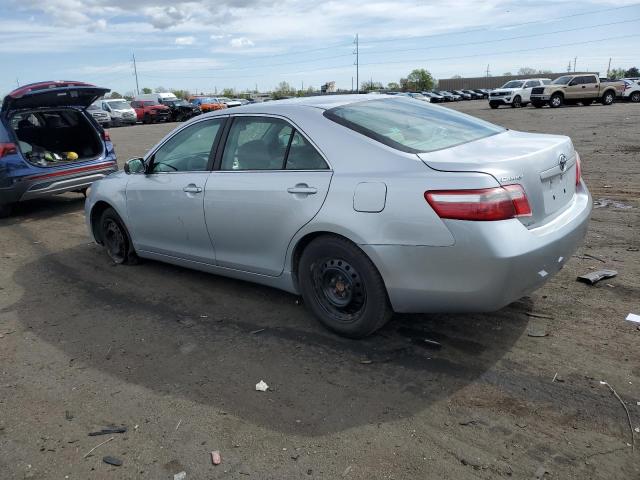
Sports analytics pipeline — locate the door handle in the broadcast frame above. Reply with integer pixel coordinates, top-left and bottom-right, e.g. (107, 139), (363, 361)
(287, 184), (317, 195)
(581, 85), (586, 88)
(183, 184), (203, 193)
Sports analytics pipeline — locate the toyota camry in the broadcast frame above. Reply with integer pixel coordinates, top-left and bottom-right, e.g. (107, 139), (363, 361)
(85, 95), (592, 338)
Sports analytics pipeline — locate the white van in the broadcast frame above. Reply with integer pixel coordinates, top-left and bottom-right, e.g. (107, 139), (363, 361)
(134, 92), (178, 105)
(101, 98), (137, 126)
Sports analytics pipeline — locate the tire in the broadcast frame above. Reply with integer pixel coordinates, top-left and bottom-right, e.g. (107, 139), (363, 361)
(298, 235), (392, 338)
(489, 103), (499, 109)
(142, 113), (151, 124)
(630, 91), (640, 103)
(511, 95), (522, 108)
(99, 207), (138, 265)
(601, 91), (615, 105)
(549, 93), (563, 108)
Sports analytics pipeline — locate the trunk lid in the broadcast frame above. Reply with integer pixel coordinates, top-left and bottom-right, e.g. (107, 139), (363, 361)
(418, 130), (578, 227)
(2, 81), (110, 113)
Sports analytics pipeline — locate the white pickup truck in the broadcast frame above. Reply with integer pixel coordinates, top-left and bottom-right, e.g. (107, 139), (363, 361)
(488, 78), (550, 108)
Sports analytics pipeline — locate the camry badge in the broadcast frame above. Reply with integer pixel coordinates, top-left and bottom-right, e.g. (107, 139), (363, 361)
(558, 154), (567, 172)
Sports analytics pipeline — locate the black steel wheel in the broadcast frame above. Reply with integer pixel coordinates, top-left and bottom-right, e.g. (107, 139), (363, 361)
(100, 208), (138, 265)
(299, 235), (392, 338)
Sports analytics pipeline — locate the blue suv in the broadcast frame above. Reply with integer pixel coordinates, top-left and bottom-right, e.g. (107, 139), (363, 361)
(0, 80), (118, 217)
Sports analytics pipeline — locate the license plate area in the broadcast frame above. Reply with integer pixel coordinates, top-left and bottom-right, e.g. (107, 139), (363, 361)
(541, 168), (574, 215)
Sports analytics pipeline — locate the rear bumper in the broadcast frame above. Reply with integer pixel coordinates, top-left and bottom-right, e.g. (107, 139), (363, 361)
(362, 183), (592, 313)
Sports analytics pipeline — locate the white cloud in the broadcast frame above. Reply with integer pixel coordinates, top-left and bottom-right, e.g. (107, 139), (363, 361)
(175, 35), (195, 45)
(229, 37), (254, 48)
(95, 19), (107, 31)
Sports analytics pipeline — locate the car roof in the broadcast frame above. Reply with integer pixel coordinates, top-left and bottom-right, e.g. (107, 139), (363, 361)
(225, 94), (393, 111)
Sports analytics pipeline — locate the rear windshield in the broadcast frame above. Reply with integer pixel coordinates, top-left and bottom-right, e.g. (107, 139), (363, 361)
(324, 98), (504, 153)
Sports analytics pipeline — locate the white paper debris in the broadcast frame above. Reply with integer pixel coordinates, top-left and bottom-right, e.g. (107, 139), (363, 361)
(174, 472), (187, 480)
(557, 257), (564, 263)
(538, 270), (548, 278)
(625, 313), (640, 324)
(255, 380), (269, 392)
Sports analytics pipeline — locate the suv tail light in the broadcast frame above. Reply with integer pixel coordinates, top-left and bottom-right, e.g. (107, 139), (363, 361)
(102, 130), (111, 142)
(0, 142), (17, 158)
(575, 152), (582, 186)
(425, 185), (532, 221)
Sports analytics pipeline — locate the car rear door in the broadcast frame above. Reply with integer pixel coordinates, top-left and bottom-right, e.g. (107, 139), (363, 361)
(125, 117), (226, 263)
(582, 75), (599, 98)
(522, 80), (539, 102)
(204, 115), (332, 276)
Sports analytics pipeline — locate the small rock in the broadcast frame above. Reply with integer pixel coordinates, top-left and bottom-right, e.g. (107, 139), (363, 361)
(103, 456), (123, 467)
(461, 457), (482, 469)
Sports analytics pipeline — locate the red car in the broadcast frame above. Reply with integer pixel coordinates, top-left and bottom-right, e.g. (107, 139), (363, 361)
(130, 100), (170, 124)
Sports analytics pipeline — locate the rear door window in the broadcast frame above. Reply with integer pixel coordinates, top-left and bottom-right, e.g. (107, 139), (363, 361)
(324, 98), (504, 153)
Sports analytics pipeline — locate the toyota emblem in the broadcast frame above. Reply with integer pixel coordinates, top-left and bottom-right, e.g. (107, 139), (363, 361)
(558, 154), (567, 172)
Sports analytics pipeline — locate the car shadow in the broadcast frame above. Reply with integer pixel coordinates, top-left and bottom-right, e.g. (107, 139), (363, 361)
(0, 194), (85, 226)
(10, 242), (529, 436)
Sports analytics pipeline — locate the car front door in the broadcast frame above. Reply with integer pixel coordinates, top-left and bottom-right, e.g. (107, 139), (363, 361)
(565, 77), (584, 100)
(126, 117), (226, 263)
(204, 115), (332, 276)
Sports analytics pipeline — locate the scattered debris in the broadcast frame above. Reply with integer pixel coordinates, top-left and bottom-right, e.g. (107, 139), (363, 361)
(537, 270), (548, 278)
(174, 472), (187, 480)
(627, 247), (639, 252)
(250, 328), (266, 335)
(424, 338), (442, 347)
(460, 457), (482, 470)
(65, 410), (74, 421)
(88, 427), (127, 436)
(291, 454), (300, 460)
(577, 269), (617, 285)
(526, 312), (554, 320)
(577, 253), (606, 263)
(516, 422), (527, 429)
(534, 465), (548, 479)
(527, 320), (548, 338)
(211, 451), (222, 465)
(600, 381), (635, 452)
(175, 419), (182, 431)
(342, 465), (352, 476)
(255, 380), (269, 392)
(593, 198), (633, 209)
(459, 419), (478, 426)
(625, 313), (640, 324)
(177, 318), (195, 328)
(360, 359), (373, 364)
(102, 456), (123, 467)
(552, 373), (558, 383)
(83, 437), (114, 458)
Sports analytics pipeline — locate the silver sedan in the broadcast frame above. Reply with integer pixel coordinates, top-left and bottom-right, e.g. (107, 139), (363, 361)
(85, 95), (592, 338)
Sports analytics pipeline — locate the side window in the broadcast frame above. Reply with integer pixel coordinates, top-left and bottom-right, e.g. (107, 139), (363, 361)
(151, 119), (223, 173)
(587, 76), (598, 84)
(524, 81), (535, 88)
(285, 131), (328, 170)
(221, 117), (293, 170)
(131, 101), (139, 108)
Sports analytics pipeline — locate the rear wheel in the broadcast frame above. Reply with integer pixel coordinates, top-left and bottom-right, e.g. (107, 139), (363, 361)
(99, 208), (138, 265)
(511, 95), (522, 108)
(549, 93), (563, 108)
(601, 91), (615, 105)
(142, 113), (151, 124)
(298, 235), (392, 338)
(0, 203), (12, 218)
(630, 91), (640, 103)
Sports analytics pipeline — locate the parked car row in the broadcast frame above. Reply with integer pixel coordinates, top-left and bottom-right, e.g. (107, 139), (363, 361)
(87, 92), (251, 127)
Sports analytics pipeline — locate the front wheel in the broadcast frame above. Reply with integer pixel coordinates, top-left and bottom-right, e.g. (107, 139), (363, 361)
(489, 103), (499, 109)
(630, 91), (640, 103)
(511, 95), (522, 108)
(298, 235), (392, 338)
(0, 203), (12, 218)
(549, 93), (563, 108)
(601, 91), (615, 105)
(99, 208), (138, 265)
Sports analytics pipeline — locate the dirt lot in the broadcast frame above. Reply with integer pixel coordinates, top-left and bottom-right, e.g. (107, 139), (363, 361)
(1, 101), (638, 479)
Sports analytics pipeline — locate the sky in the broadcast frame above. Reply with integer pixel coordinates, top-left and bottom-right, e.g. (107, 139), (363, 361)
(1, 0), (639, 96)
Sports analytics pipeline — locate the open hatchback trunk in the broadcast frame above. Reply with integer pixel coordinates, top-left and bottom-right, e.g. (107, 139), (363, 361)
(2, 81), (110, 167)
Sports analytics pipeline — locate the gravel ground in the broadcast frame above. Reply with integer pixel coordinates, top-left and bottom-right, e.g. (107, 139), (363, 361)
(1, 100), (638, 479)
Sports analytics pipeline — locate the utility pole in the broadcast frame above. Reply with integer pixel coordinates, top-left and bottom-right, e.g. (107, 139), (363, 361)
(16, 78), (19, 87)
(132, 53), (140, 95)
(606, 57), (612, 78)
(353, 33), (359, 94)
(567, 60), (572, 72)
(485, 64), (490, 77)
(351, 76), (354, 92)
(573, 56), (577, 72)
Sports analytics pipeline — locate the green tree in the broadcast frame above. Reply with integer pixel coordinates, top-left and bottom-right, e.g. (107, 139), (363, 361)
(361, 80), (383, 92)
(155, 86), (168, 93)
(109, 91), (123, 99)
(141, 87), (153, 94)
(626, 66), (639, 77)
(171, 89), (191, 99)
(222, 88), (236, 97)
(609, 68), (626, 79)
(273, 81), (295, 99)
(406, 69), (434, 91)
(387, 81), (400, 90)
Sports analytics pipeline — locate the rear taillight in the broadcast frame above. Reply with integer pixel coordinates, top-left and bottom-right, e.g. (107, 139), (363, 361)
(0, 142), (17, 158)
(575, 152), (582, 186)
(102, 130), (111, 142)
(425, 185), (532, 221)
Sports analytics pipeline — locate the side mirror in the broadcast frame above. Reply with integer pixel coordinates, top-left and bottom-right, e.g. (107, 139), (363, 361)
(124, 157), (146, 174)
